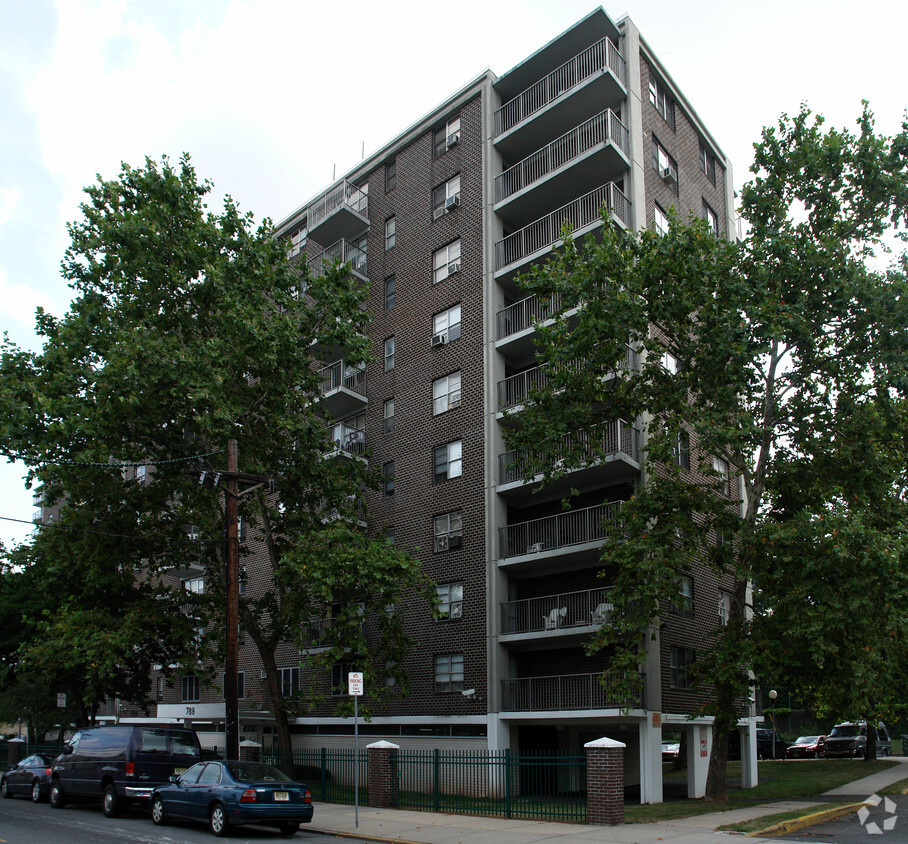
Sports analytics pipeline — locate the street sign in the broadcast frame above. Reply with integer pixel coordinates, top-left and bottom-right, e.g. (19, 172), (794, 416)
(57, 693), (66, 708)
(348, 672), (364, 696)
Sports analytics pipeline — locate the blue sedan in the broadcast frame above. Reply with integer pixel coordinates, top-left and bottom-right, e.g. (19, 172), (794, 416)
(1, 754), (53, 802)
(150, 760), (313, 836)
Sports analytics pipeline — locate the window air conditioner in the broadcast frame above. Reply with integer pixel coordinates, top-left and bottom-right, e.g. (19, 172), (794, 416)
(431, 333), (448, 347)
(436, 534), (449, 551)
(449, 602), (463, 619)
(433, 205), (446, 220)
(446, 131), (461, 149)
(445, 194), (461, 210)
(659, 166), (676, 186)
(448, 534), (462, 549)
(448, 261), (461, 274)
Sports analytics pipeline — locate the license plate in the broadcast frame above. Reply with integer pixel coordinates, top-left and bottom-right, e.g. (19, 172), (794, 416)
(173, 768), (186, 775)
(274, 791), (289, 801)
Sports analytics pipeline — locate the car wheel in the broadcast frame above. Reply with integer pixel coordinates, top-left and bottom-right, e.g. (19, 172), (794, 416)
(150, 794), (169, 826)
(31, 780), (43, 803)
(210, 802), (230, 837)
(49, 781), (66, 809)
(279, 821), (300, 835)
(0, 777), (10, 799)
(102, 783), (121, 818)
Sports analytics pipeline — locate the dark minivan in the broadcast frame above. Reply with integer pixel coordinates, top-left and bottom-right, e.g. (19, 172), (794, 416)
(50, 724), (202, 817)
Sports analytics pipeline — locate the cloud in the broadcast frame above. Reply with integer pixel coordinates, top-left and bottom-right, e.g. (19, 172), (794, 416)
(0, 263), (56, 335)
(0, 187), (22, 228)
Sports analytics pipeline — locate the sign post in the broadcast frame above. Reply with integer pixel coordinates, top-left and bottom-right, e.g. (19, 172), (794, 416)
(349, 672), (363, 828)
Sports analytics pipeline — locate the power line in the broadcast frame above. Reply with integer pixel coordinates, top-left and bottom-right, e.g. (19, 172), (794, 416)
(0, 514), (219, 545)
(0, 448), (226, 470)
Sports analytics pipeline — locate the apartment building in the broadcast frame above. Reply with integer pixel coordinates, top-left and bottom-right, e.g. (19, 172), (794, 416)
(144, 7), (750, 803)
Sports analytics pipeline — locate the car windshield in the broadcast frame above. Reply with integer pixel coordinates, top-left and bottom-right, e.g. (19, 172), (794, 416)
(795, 736), (819, 745)
(227, 763), (293, 783)
(829, 725), (859, 737)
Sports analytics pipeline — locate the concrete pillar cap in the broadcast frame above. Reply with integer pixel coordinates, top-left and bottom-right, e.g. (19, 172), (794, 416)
(366, 740), (400, 749)
(584, 737), (627, 749)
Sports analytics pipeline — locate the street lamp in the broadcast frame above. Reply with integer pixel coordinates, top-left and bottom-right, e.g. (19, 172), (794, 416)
(768, 690), (778, 759)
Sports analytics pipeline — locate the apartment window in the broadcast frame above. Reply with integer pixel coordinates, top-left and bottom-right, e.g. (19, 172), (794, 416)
(702, 200), (719, 236)
(385, 216), (396, 250)
(183, 576), (205, 595)
(435, 653), (464, 692)
(384, 336), (395, 371)
(383, 398), (395, 433)
(648, 74), (675, 129)
(136, 464), (147, 484)
(434, 440), (463, 482)
(385, 158), (396, 191)
(433, 371), (462, 415)
(331, 662), (357, 696)
(279, 667), (299, 697)
(699, 141), (717, 185)
(653, 138), (678, 193)
(673, 430), (690, 470)
(434, 510), (463, 552)
(156, 676), (165, 700)
(181, 675), (200, 702)
(384, 274), (395, 310)
(672, 575), (693, 615)
(434, 115), (461, 158)
(383, 461), (395, 496)
(669, 648), (695, 689)
(662, 351), (679, 373)
(432, 304), (462, 344)
(437, 582), (464, 620)
(384, 527), (395, 545)
(713, 456), (730, 495)
(286, 225), (306, 258)
(433, 174), (461, 219)
(433, 240), (461, 283)
(222, 671), (245, 700)
(654, 205), (669, 236)
(718, 590), (732, 626)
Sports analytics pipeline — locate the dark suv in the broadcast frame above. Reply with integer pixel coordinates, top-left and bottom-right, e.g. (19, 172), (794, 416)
(50, 724), (201, 816)
(756, 728), (788, 759)
(823, 722), (891, 758)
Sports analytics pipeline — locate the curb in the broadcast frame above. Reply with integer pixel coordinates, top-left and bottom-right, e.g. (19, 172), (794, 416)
(746, 801), (869, 838)
(308, 828), (423, 844)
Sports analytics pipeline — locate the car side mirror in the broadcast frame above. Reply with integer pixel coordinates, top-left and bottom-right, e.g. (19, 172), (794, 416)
(62, 745), (73, 755)
(169, 774), (180, 784)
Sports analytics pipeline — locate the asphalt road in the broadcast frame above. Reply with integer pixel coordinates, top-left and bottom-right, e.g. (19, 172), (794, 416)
(785, 794), (908, 842)
(0, 794), (350, 844)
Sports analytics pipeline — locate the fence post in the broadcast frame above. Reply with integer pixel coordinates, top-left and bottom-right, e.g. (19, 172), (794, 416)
(366, 741), (398, 809)
(320, 747), (327, 802)
(433, 747), (440, 811)
(584, 737), (625, 825)
(504, 748), (511, 819)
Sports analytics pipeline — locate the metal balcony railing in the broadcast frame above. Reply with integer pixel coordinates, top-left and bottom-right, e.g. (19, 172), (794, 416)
(498, 501), (623, 560)
(327, 423), (366, 457)
(495, 293), (562, 341)
(300, 617), (335, 650)
(495, 110), (629, 203)
(307, 180), (368, 232)
(494, 38), (627, 137)
(494, 183), (630, 271)
(501, 585), (617, 634)
(318, 360), (366, 395)
(308, 239), (368, 279)
(498, 420), (638, 485)
(502, 671), (643, 712)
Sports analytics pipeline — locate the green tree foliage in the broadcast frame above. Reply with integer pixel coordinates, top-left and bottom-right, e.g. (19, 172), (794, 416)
(0, 155), (434, 759)
(507, 105), (908, 799)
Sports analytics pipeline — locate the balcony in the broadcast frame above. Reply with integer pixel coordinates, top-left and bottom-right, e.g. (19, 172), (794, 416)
(501, 586), (616, 648)
(306, 180), (369, 247)
(497, 421), (639, 498)
(494, 38), (626, 158)
(299, 616), (335, 651)
(502, 671), (643, 713)
(494, 183), (630, 281)
(317, 360), (367, 418)
(308, 238), (368, 283)
(326, 422), (366, 460)
(495, 110), (629, 228)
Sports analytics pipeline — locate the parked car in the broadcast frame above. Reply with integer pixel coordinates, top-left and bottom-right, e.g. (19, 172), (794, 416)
(786, 735), (825, 759)
(1, 754), (53, 802)
(661, 742), (680, 761)
(756, 728), (788, 759)
(150, 760), (313, 836)
(49, 723), (202, 816)
(823, 722), (891, 758)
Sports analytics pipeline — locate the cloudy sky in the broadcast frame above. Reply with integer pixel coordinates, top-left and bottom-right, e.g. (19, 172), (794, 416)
(1, 0), (906, 549)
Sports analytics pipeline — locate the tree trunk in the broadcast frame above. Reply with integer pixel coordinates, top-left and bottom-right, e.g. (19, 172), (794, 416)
(256, 641), (294, 774)
(674, 730), (687, 772)
(865, 722), (877, 761)
(705, 718), (730, 801)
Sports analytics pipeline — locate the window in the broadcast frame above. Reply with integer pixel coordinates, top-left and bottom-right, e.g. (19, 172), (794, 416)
(699, 141), (717, 185)
(183, 576), (204, 594)
(434, 115), (461, 158)
(648, 74), (675, 128)
(223, 671), (245, 700)
(713, 456), (730, 495)
(384, 527), (395, 545)
(331, 662), (357, 696)
(286, 225), (306, 258)
(385, 158), (396, 191)
(383, 461), (395, 496)
(433, 371), (462, 415)
(433, 240), (461, 283)
(672, 575), (693, 615)
(432, 304), (462, 344)
(385, 216), (396, 250)
(673, 430), (690, 470)
(652, 138), (678, 193)
(181, 675), (200, 702)
(434, 510), (463, 552)
(433, 175), (461, 219)
(654, 205), (669, 236)
(662, 351), (679, 373)
(437, 582), (463, 619)
(384, 274), (395, 310)
(435, 653), (464, 692)
(383, 398), (395, 433)
(669, 648), (695, 689)
(136, 465), (147, 484)
(279, 667), (299, 697)
(434, 440), (463, 482)
(702, 200), (719, 236)
(384, 337), (395, 371)
(718, 590), (732, 626)
(156, 676), (165, 700)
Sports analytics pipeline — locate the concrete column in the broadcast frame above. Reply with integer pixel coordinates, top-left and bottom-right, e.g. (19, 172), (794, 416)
(585, 737), (626, 825)
(740, 720), (759, 788)
(366, 740), (399, 808)
(638, 715), (663, 804)
(687, 724), (711, 798)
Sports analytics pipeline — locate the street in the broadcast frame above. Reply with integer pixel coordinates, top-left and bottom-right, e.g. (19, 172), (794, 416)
(0, 796), (357, 844)
(785, 794), (908, 842)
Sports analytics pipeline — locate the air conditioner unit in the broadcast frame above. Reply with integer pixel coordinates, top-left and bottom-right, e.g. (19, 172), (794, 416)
(527, 541), (544, 553)
(433, 205), (446, 220)
(431, 333), (448, 347)
(448, 261), (461, 274)
(448, 397), (461, 409)
(449, 602), (463, 619)
(446, 131), (461, 149)
(448, 534), (462, 549)
(436, 534), (449, 551)
(659, 166), (676, 186)
(445, 194), (461, 210)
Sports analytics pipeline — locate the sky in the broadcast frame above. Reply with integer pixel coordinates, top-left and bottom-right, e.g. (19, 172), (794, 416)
(1, 0), (906, 550)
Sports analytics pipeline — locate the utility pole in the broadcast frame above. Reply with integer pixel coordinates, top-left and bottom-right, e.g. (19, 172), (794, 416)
(224, 439), (239, 760)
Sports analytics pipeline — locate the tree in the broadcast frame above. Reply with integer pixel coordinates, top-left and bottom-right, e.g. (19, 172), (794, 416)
(505, 104), (908, 799)
(0, 155), (434, 762)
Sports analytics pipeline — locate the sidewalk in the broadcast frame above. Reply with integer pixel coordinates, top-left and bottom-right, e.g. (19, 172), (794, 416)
(305, 758), (908, 844)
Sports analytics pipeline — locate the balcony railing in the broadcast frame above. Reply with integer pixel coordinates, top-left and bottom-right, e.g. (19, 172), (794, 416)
(496, 110), (629, 203)
(318, 360), (366, 395)
(300, 617), (334, 650)
(309, 238), (368, 279)
(499, 501), (623, 560)
(495, 38), (627, 137)
(307, 180), (368, 233)
(494, 183), (629, 271)
(502, 585), (616, 635)
(502, 671), (643, 712)
(498, 420), (638, 485)
(496, 293), (562, 341)
(327, 423), (366, 457)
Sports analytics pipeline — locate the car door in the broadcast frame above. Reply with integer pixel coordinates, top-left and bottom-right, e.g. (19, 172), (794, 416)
(185, 762), (222, 819)
(165, 762), (206, 819)
(9, 756), (33, 794)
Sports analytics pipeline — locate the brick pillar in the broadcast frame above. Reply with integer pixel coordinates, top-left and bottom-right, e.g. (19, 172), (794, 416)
(366, 740), (399, 808)
(585, 737), (626, 825)
(240, 742), (261, 762)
